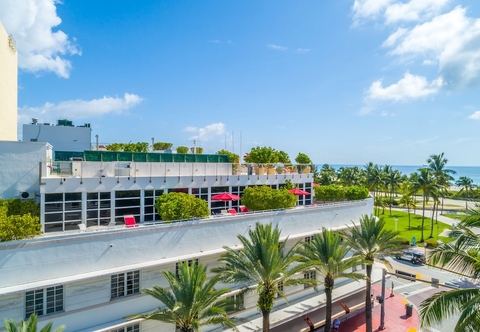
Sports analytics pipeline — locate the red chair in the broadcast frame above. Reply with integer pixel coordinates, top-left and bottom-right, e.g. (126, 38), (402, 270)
(228, 208), (237, 216)
(124, 215), (138, 228)
(240, 206), (249, 213)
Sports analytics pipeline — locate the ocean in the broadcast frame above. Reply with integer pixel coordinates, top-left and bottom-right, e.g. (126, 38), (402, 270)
(321, 165), (480, 185)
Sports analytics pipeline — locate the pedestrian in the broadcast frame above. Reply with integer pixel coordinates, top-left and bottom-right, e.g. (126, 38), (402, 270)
(371, 293), (375, 310)
(303, 315), (314, 332)
(331, 318), (340, 332)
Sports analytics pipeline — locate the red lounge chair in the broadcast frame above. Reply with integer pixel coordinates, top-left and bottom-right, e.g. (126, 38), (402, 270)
(124, 215), (138, 228)
(240, 206), (249, 213)
(228, 208), (237, 216)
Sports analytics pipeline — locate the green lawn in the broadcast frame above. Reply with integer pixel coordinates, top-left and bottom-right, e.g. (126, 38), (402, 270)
(375, 209), (455, 244)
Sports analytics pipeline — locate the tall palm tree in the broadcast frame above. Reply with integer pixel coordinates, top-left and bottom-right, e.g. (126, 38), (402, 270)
(365, 163), (382, 208)
(317, 164), (337, 185)
(456, 176), (476, 211)
(398, 191), (416, 230)
(427, 153), (456, 215)
(126, 262), (237, 332)
(4, 314), (65, 332)
(419, 203), (480, 331)
(342, 214), (404, 332)
(410, 168), (440, 242)
(338, 166), (363, 186)
(297, 228), (364, 332)
(212, 222), (305, 332)
(385, 169), (402, 216)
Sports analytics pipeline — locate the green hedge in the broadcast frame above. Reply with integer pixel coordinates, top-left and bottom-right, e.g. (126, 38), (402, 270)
(241, 186), (297, 211)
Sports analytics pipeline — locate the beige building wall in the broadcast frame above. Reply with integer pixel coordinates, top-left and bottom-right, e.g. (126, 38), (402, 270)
(0, 21), (18, 141)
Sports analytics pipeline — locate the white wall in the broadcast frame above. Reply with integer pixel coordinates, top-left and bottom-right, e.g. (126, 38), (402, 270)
(0, 21), (17, 141)
(22, 123), (91, 152)
(0, 141), (49, 199)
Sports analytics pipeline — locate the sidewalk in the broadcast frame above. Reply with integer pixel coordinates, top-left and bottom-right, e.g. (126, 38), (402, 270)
(339, 283), (419, 332)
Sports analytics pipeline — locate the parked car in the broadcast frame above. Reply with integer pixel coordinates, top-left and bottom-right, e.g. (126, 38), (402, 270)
(395, 250), (425, 264)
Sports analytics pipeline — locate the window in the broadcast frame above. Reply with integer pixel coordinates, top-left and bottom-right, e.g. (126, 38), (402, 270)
(304, 271), (316, 289)
(25, 286), (63, 319)
(227, 293), (245, 313)
(176, 259), (198, 278)
(44, 193), (83, 232)
(110, 324), (140, 332)
(111, 271), (140, 300)
(305, 235), (314, 244)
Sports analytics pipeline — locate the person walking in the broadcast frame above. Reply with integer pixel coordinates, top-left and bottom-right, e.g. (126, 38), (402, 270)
(303, 315), (315, 332)
(331, 318), (340, 332)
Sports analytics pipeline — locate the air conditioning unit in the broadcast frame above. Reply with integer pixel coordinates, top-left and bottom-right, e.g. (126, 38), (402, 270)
(20, 191), (36, 200)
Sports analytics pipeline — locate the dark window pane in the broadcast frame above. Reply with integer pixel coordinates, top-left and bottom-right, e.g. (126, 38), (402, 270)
(86, 201), (98, 209)
(145, 190), (154, 197)
(44, 223), (63, 233)
(87, 192), (98, 200)
(115, 199), (140, 207)
(65, 202), (82, 211)
(211, 186), (229, 193)
(45, 213), (63, 222)
(65, 222), (80, 231)
(100, 201), (111, 209)
(145, 206), (153, 214)
(115, 191), (140, 198)
(87, 210), (98, 219)
(65, 192), (81, 201)
(154, 190), (164, 196)
(100, 192), (111, 199)
(144, 214), (153, 221)
(87, 219), (99, 227)
(115, 207), (140, 216)
(65, 211), (82, 221)
(45, 193), (63, 202)
(45, 203), (63, 212)
(144, 198), (154, 206)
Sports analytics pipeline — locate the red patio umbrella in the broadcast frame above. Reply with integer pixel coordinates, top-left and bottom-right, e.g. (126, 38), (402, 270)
(313, 183), (320, 187)
(288, 188), (310, 196)
(211, 192), (240, 209)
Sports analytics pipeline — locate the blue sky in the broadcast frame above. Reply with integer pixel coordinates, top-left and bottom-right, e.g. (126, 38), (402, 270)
(1, 0), (480, 166)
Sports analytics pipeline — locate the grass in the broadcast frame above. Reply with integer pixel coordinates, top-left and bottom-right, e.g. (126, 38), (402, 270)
(443, 213), (465, 220)
(375, 209), (455, 244)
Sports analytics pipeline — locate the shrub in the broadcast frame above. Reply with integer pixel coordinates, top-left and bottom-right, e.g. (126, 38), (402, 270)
(344, 186), (369, 200)
(241, 186), (297, 211)
(177, 146), (189, 154)
(0, 199), (41, 242)
(153, 142), (173, 150)
(155, 192), (209, 222)
(314, 185), (345, 201)
(396, 237), (411, 245)
(425, 239), (438, 248)
(190, 147), (203, 154)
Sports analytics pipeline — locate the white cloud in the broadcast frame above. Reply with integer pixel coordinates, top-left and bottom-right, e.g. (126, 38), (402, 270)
(267, 44), (288, 51)
(422, 59), (436, 66)
(0, 0), (80, 78)
(367, 72), (445, 101)
(468, 111), (480, 120)
(184, 123), (225, 141)
(208, 39), (220, 43)
(18, 93), (143, 122)
(384, 0), (450, 24)
(296, 48), (310, 53)
(352, 0), (393, 24)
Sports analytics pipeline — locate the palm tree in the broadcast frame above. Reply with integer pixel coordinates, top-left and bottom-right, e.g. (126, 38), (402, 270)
(212, 222), (305, 332)
(126, 262), (237, 332)
(342, 214), (404, 332)
(317, 164), (337, 185)
(410, 168), (440, 242)
(4, 314), (65, 332)
(297, 228), (364, 332)
(456, 176), (476, 211)
(385, 169), (403, 216)
(427, 153), (456, 215)
(419, 203), (480, 331)
(398, 192), (416, 230)
(365, 163), (382, 208)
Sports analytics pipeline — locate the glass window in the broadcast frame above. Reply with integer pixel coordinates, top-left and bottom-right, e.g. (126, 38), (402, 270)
(44, 213), (63, 222)
(65, 202), (82, 211)
(116, 199), (140, 208)
(144, 190), (154, 197)
(26, 286), (63, 319)
(45, 193), (63, 202)
(100, 192), (111, 199)
(111, 271), (140, 300)
(45, 203), (63, 212)
(65, 211), (82, 221)
(87, 192), (98, 200)
(65, 192), (81, 201)
(115, 191), (140, 199)
(110, 324), (140, 332)
(304, 271), (316, 289)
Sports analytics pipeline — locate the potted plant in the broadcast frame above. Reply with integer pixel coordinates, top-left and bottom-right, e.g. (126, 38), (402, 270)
(177, 146), (189, 154)
(276, 165), (284, 175)
(246, 146), (279, 175)
(295, 152), (312, 174)
(153, 142), (173, 152)
(216, 149), (240, 174)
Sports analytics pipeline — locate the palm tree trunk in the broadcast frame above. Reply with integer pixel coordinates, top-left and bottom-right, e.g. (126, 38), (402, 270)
(262, 310), (270, 332)
(407, 206), (411, 230)
(365, 264), (373, 332)
(429, 202), (436, 238)
(421, 195), (426, 243)
(466, 188), (468, 211)
(325, 287), (333, 332)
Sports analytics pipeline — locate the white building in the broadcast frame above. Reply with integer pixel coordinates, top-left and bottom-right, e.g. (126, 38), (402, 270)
(0, 21), (18, 141)
(0, 146), (374, 332)
(22, 119), (92, 153)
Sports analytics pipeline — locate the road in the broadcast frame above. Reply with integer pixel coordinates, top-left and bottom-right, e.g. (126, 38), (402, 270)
(379, 255), (469, 332)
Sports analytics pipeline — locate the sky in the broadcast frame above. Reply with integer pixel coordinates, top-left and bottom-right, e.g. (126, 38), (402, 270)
(1, 0), (480, 166)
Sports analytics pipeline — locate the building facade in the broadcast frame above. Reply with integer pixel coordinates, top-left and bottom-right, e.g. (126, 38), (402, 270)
(0, 21), (18, 141)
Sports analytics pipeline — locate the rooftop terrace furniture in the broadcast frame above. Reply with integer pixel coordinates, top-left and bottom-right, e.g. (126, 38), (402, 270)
(77, 223), (87, 233)
(124, 215), (138, 228)
(228, 208), (237, 216)
(240, 205), (249, 213)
